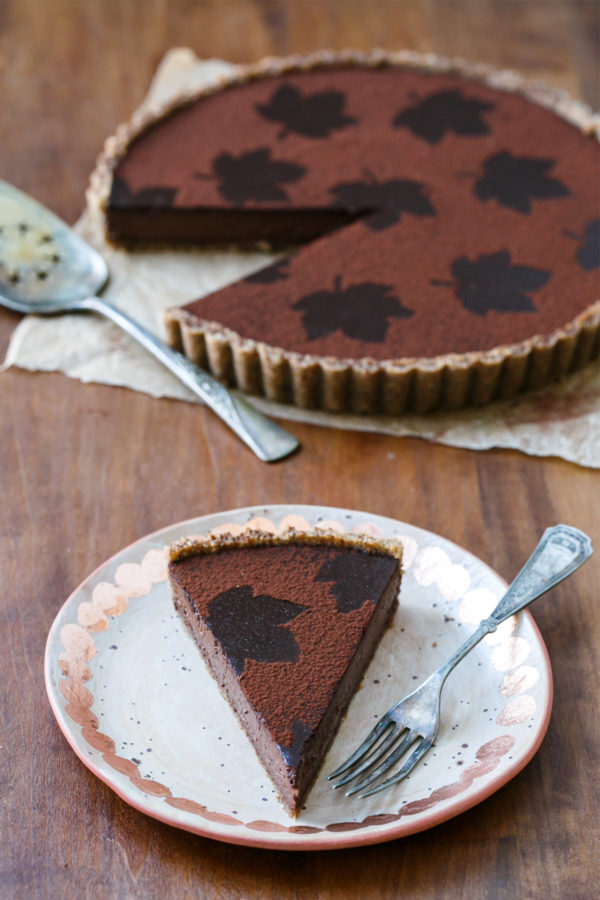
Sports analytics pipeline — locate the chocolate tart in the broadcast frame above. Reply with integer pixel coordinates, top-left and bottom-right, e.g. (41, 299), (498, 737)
(92, 50), (600, 414)
(166, 528), (403, 814)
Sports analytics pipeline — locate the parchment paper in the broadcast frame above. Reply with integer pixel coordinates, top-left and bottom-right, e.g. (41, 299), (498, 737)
(4, 48), (599, 467)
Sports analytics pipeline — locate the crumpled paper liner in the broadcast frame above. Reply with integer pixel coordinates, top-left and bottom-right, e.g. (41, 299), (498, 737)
(3, 48), (599, 467)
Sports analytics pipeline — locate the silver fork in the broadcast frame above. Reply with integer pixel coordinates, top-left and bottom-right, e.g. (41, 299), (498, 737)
(329, 524), (592, 799)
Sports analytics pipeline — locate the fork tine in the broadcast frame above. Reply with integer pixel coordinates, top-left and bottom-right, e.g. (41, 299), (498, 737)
(358, 736), (435, 798)
(332, 724), (404, 789)
(344, 730), (418, 796)
(328, 718), (394, 780)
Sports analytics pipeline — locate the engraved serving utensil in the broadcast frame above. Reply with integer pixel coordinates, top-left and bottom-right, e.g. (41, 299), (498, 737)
(329, 524), (593, 799)
(0, 180), (299, 462)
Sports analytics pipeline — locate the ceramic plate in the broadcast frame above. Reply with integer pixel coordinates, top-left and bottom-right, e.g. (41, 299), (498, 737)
(45, 505), (552, 850)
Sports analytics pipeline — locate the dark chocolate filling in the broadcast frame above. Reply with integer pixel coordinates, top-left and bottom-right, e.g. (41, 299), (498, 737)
(106, 205), (361, 248)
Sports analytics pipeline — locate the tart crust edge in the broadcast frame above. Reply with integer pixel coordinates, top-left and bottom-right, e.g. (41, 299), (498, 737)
(163, 302), (600, 414)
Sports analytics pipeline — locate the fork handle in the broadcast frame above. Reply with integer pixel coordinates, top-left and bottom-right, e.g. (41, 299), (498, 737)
(485, 524), (592, 626)
(433, 525), (592, 685)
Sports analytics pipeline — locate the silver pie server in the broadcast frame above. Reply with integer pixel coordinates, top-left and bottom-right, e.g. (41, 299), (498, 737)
(0, 180), (299, 462)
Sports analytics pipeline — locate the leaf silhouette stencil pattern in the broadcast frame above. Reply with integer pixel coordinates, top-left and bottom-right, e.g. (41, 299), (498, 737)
(576, 219), (600, 270)
(110, 176), (177, 209)
(443, 250), (551, 316)
(244, 257), (291, 284)
(315, 551), (399, 614)
(329, 172), (436, 231)
(393, 89), (495, 144)
(208, 148), (307, 206)
(474, 152), (570, 214)
(207, 586), (306, 676)
(564, 218), (600, 271)
(256, 84), (357, 138)
(292, 276), (414, 342)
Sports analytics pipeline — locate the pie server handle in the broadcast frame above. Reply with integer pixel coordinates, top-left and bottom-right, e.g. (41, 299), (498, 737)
(80, 295), (300, 462)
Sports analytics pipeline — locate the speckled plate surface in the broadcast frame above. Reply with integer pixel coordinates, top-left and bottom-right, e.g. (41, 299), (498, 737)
(45, 505), (553, 850)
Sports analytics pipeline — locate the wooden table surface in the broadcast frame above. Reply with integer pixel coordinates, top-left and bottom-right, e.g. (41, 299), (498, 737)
(1, 2), (598, 897)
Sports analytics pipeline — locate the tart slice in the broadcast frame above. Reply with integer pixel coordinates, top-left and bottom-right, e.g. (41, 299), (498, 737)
(166, 528), (403, 815)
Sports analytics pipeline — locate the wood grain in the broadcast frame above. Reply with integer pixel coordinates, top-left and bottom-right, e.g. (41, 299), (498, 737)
(1, 2), (598, 897)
